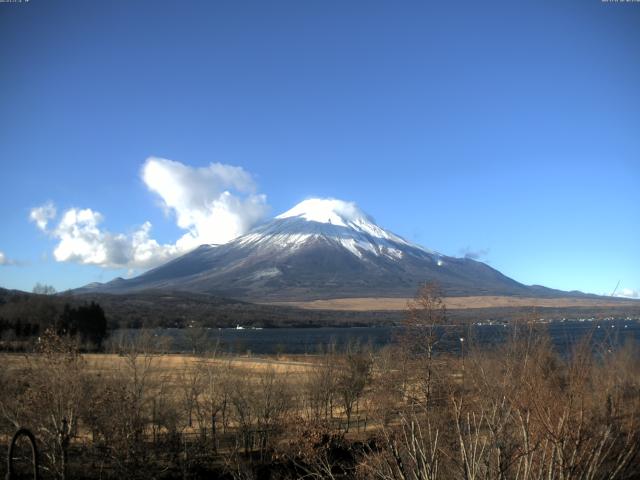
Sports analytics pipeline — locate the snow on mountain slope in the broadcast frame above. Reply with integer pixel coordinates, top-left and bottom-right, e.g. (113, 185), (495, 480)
(239, 198), (433, 260)
(277, 198), (407, 243)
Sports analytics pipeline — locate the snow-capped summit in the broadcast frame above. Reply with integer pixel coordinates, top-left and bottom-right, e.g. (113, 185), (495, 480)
(277, 198), (372, 227)
(81, 197), (541, 301)
(275, 198), (411, 247)
(237, 198), (423, 260)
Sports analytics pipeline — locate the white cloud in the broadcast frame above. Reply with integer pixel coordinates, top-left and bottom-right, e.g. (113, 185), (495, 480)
(0, 251), (24, 267)
(48, 207), (180, 269)
(27, 205), (193, 270)
(29, 157), (269, 269)
(614, 288), (640, 299)
(142, 157), (268, 249)
(459, 246), (490, 261)
(29, 202), (57, 231)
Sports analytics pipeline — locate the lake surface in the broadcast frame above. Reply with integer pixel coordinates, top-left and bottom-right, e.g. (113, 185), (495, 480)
(116, 318), (640, 355)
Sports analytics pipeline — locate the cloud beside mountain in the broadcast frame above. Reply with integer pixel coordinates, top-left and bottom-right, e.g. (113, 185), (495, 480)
(459, 246), (490, 261)
(0, 251), (11, 266)
(29, 157), (269, 269)
(141, 157), (269, 250)
(614, 288), (640, 299)
(29, 202), (56, 232)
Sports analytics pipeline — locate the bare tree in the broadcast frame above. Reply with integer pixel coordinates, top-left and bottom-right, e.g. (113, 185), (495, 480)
(254, 367), (293, 458)
(16, 329), (87, 479)
(369, 345), (405, 428)
(86, 329), (162, 476)
(336, 342), (372, 432)
(201, 356), (232, 450)
(281, 422), (357, 480)
(178, 360), (204, 429)
(228, 373), (257, 455)
(184, 326), (209, 355)
(400, 282), (448, 407)
(32, 282), (57, 295)
(304, 346), (339, 422)
(360, 409), (440, 480)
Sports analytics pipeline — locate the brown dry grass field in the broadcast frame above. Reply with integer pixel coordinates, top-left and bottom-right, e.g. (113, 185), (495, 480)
(267, 295), (640, 311)
(0, 351), (391, 440)
(2, 336), (638, 479)
(0, 352), (319, 377)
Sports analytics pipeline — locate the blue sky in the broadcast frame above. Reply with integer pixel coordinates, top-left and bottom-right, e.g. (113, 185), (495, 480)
(0, 0), (638, 297)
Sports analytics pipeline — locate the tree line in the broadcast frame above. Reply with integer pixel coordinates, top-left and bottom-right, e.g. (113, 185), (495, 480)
(0, 291), (108, 350)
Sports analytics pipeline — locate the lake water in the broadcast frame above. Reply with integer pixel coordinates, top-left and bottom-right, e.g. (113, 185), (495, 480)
(116, 318), (640, 355)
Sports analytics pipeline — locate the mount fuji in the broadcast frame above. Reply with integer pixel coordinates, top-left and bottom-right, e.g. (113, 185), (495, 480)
(78, 198), (577, 301)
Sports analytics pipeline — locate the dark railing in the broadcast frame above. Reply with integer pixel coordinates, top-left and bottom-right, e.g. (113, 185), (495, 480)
(5, 428), (39, 480)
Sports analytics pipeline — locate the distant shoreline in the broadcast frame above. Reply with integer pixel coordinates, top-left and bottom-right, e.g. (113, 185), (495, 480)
(266, 295), (640, 311)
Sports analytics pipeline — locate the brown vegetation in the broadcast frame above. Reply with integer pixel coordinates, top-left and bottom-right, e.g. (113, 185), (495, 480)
(1, 297), (639, 479)
(269, 295), (640, 311)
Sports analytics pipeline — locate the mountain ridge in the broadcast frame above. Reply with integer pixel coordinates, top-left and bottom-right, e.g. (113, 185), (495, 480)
(73, 198), (608, 301)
